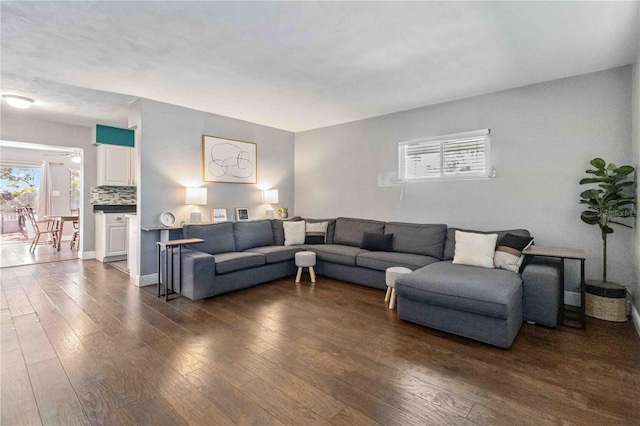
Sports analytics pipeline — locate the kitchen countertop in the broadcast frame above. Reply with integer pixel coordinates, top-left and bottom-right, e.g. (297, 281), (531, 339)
(93, 205), (137, 213)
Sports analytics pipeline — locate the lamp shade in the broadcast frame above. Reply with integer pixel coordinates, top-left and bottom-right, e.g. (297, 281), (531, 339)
(263, 189), (279, 204)
(185, 187), (207, 205)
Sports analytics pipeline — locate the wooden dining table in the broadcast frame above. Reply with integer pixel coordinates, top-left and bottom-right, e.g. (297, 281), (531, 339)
(50, 215), (79, 251)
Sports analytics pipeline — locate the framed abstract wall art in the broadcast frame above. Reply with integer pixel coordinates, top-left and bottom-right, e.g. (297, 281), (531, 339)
(202, 135), (257, 184)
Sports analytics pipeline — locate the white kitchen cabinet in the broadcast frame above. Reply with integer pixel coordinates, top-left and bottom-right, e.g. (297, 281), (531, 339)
(97, 144), (136, 186)
(95, 212), (128, 262)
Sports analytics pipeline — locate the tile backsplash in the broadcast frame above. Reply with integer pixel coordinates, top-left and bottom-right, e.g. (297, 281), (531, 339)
(91, 186), (137, 205)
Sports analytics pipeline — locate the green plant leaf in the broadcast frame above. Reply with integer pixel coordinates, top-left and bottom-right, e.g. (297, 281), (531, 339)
(606, 163), (618, 170)
(590, 158), (606, 170)
(580, 211), (599, 224)
(615, 165), (635, 176)
(601, 225), (614, 234)
(580, 189), (601, 199)
(580, 177), (608, 185)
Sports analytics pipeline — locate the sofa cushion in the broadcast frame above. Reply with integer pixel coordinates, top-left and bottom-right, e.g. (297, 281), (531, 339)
(452, 231), (498, 268)
(305, 219), (336, 244)
(284, 221), (306, 246)
(396, 261), (522, 319)
(245, 245), (305, 264)
(384, 222), (447, 259)
(356, 251), (440, 272)
(214, 252), (266, 274)
(360, 232), (393, 251)
(233, 220), (274, 251)
(443, 228), (531, 261)
(333, 217), (385, 247)
(271, 217), (303, 245)
(306, 244), (368, 266)
(305, 221), (328, 244)
(494, 233), (534, 273)
(183, 222), (236, 255)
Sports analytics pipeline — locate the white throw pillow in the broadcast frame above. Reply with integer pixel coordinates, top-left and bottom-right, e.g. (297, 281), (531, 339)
(284, 221), (306, 246)
(452, 231), (498, 268)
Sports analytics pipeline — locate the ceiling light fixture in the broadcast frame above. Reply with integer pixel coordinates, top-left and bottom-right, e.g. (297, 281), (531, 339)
(2, 95), (35, 109)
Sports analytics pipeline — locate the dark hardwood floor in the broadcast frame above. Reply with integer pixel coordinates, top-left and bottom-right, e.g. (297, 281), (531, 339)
(1, 259), (639, 425)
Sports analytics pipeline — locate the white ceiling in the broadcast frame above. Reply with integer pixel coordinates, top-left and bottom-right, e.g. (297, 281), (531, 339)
(1, 1), (638, 132)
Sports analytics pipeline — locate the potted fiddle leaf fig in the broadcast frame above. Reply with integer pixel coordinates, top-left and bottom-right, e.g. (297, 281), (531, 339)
(579, 157), (636, 321)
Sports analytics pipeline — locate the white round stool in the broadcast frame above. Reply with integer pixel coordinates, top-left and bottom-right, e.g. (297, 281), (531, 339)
(385, 266), (411, 309)
(295, 251), (316, 283)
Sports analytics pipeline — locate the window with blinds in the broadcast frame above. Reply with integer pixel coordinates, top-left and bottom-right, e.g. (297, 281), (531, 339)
(398, 129), (491, 182)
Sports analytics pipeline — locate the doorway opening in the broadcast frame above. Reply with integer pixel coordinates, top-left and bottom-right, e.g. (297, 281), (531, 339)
(0, 141), (83, 268)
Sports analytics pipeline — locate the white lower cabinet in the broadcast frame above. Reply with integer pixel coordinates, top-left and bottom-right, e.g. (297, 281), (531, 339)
(95, 212), (128, 261)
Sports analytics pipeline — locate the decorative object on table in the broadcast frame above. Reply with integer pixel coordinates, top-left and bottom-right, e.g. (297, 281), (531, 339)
(235, 207), (249, 221)
(263, 189), (279, 218)
(278, 207), (288, 218)
(185, 187), (207, 223)
(160, 211), (176, 227)
(202, 135), (257, 184)
(579, 157), (635, 321)
(211, 208), (227, 223)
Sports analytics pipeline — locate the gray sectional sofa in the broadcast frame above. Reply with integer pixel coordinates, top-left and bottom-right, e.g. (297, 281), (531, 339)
(178, 217), (561, 348)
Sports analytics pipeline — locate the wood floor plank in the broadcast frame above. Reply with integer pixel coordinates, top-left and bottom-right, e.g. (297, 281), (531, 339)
(184, 363), (284, 425)
(239, 377), (332, 426)
(4, 286), (35, 317)
(234, 349), (346, 420)
(13, 313), (58, 366)
(125, 345), (236, 425)
(1, 348), (42, 426)
(28, 357), (90, 426)
(329, 406), (382, 426)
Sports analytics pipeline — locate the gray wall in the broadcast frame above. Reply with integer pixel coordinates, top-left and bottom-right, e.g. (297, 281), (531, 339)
(633, 9), (640, 315)
(131, 99), (295, 279)
(0, 111), (96, 255)
(295, 66), (634, 293)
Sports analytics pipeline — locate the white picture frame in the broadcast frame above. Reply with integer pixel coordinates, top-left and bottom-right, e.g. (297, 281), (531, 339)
(211, 208), (227, 223)
(202, 135), (257, 184)
(236, 207), (249, 221)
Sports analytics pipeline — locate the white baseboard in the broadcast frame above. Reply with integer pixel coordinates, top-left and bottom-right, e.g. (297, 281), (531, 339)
(80, 251), (96, 260)
(137, 273), (157, 287)
(632, 305), (640, 339)
(564, 291), (581, 307)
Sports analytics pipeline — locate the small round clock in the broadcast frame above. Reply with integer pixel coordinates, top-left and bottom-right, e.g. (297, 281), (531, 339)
(160, 211), (176, 227)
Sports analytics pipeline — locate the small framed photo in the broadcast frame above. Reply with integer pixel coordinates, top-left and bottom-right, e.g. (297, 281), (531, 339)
(235, 207), (249, 221)
(211, 208), (227, 223)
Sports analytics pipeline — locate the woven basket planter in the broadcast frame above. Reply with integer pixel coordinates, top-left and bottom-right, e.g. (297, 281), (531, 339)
(585, 280), (627, 322)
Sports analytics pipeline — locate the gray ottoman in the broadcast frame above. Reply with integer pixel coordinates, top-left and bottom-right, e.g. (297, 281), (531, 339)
(395, 261), (523, 348)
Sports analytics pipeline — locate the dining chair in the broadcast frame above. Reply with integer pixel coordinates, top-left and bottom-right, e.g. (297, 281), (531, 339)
(70, 208), (80, 250)
(25, 212), (58, 252)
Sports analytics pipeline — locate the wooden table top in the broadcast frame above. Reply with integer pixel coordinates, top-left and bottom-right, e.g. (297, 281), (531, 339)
(523, 245), (586, 260)
(157, 238), (204, 247)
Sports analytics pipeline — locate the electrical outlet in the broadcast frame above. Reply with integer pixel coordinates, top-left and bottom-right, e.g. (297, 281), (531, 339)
(114, 193), (120, 200)
(52, 190), (60, 197)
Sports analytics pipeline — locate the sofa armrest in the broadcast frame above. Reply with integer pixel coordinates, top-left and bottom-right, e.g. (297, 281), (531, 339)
(180, 248), (217, 300)
(521, 258), (562, 327)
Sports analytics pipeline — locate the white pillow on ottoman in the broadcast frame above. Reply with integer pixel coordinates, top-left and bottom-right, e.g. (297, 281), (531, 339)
(452, 230), (498, 268)
(284, 221), (306, 246)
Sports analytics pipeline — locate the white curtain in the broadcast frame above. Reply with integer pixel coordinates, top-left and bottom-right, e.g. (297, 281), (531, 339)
(37, 161), (53, 220)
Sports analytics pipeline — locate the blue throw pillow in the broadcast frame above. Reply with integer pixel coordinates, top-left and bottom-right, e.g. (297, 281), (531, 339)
(360, 232), (393, 251)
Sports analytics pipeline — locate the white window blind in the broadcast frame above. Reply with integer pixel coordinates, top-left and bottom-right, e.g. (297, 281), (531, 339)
(399, 129), (491, 182)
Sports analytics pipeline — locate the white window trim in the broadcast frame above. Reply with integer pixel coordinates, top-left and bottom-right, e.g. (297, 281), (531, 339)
(398, 129), (491, 183)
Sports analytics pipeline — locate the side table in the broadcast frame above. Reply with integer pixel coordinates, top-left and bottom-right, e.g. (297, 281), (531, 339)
(157, 238), (204, 301)
(523, 245), (586, 329)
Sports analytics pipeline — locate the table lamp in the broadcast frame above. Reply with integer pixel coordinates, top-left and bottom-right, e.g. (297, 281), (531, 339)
(186, 187), (207, 223)
(263, 189), (279, 218)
